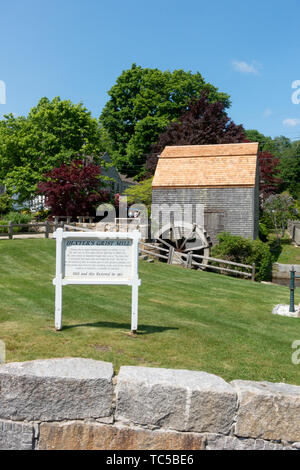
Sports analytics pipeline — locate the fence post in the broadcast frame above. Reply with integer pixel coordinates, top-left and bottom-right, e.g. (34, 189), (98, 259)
(187, 252), (193, 269)
(251, 263), (255, 282)
(45, 220), (49, 239)
(290, 266), (295, 313)
(8, 221), (13, 240)
(185, 252), (193, 268)
(167, 246), (174, 265)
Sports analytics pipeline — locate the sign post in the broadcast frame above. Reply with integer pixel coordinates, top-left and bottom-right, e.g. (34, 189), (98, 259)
(53, 229), (141, 333)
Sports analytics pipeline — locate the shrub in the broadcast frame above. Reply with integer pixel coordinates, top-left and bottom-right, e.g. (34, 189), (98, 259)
(6, 211), (33, 225)
(33, 209), (50, 221)
(249, 239), (273, 281)
(0, 193), (13, 216)
(211, 232), (273, 281)
(0, 220), (9, 233)
(258, 222), (270, 242)
(0, 211), (33, 233)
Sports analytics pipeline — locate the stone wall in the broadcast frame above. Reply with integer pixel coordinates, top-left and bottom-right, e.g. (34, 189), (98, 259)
(272, 262), (300, 280)
(151, 187), (258, 244)
(288, 220), (300, 246)
(0, 358), (299, 450)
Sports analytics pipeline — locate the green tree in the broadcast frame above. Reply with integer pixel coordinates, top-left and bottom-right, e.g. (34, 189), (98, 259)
(264, 192), (299, 241)
(268, 135), (292, 156)
(123, 177), (153, 211)
(245, 130), (293, 157)
(279, 141), (300, 198)
(0, 97), (105, 202)
(100, 64), (230, 178)
(245, 130), (300, 199)
(245, 129), (273, 152)
(0, 193), (12, 216)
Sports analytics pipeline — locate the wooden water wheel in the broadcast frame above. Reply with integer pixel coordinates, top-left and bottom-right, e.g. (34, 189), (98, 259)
(154, 222), (212, 266)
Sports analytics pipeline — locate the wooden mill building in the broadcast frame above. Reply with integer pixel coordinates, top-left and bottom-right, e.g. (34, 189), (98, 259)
(151, 142), (259, 244)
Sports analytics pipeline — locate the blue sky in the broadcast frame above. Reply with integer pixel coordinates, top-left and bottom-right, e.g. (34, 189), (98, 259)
(1, 0), (300, 140)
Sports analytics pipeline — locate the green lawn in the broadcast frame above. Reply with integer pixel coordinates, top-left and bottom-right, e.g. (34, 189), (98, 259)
(0, 239), (300, 384)
(277, 243), (300, 264)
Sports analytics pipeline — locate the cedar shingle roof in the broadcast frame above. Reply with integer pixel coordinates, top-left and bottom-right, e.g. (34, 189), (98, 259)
(152, 143), (259, 188)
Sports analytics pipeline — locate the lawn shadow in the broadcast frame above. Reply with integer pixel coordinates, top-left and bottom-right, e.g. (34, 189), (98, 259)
(63, 321), (178, 335)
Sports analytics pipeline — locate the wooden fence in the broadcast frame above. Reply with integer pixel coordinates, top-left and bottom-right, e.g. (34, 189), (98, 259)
(0, 221), (62, 239)
(139, 241), (255, 281)
(0, 219), (95, 239)
(53, 216), (96, 224)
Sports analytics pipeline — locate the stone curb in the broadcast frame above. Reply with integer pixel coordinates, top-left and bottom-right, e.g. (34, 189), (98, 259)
(0, 358), (114, 421)
(115, 366), (237, 434)
(231, 380), (300, 442)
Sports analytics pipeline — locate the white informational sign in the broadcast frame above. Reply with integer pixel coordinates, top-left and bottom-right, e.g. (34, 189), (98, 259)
(53, 229), (141, 332)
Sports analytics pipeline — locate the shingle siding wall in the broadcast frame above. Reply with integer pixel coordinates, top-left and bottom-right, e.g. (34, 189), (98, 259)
(152, 187), (258, 244)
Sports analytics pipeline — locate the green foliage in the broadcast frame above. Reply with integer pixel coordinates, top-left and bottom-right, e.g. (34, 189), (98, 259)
(5, 211), (33, 224)
(0, 97), (105, 201)
(0, 193), (13, 215)
(277, 243), (300, 264)
(250, 239), (274, 281)
(32, 209), (51, 221)
(268, 135), (293, 156)
(211, 232), (273, 281)
(264, 192), (300, 239)
(0, 220), (9, 233)
(278, 141), (300, 198)
(259, 210), (274, 230)
(123, 178), (153, 211)
(267, 238), (282, 263)
(245, 129), (273, 152)
(246, 131), (300, 199)
(100, 64), (230, 177)
(246, 131), (293, 156)
(0, 211), (33, 233)
(258, 222), (270, 242)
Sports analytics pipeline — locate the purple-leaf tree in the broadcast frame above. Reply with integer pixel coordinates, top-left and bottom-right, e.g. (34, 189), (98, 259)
(37, 160), (109, 216)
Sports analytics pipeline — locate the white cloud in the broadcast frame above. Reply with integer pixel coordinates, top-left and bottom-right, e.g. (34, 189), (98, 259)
(232, 60), (260, 75)
(282, 118), (300, 127)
